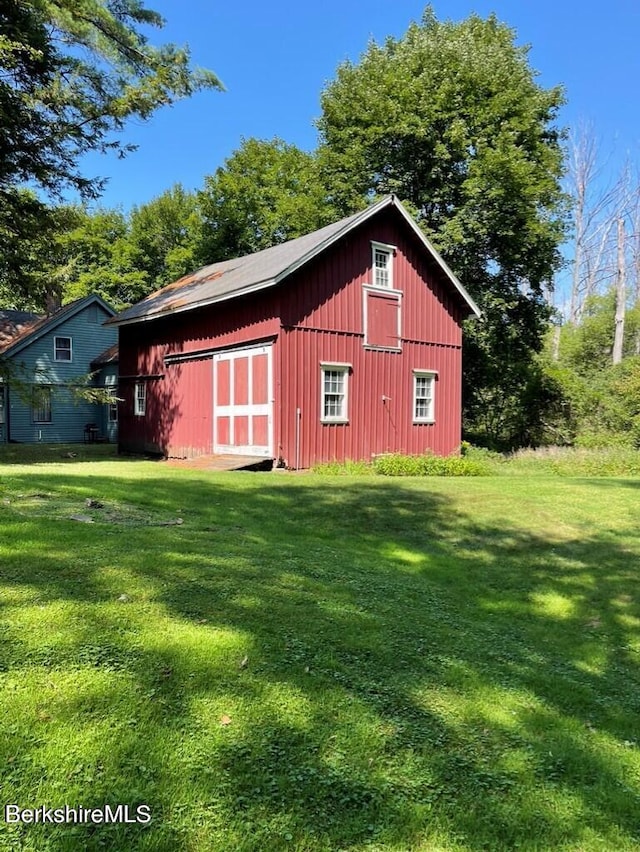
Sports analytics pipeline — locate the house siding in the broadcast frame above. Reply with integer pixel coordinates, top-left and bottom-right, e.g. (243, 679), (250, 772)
(6, 302), (117, 444)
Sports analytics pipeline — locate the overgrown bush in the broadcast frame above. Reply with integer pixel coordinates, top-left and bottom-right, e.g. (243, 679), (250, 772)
(314, 451), (489, 477)
(373, 452), (489, 477)
(506, 446), (640, 477)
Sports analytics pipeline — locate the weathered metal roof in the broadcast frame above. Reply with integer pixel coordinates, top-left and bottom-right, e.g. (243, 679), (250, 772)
(109, 195), (480, 326)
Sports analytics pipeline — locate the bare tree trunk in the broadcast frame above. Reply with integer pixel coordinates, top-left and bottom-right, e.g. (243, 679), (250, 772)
(613, 217), (626, 365)
(551, 324), (561, 362)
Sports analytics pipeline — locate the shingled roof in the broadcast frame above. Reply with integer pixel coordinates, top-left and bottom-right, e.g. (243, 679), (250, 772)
(0, 295), (115, 357)
(0, 309), (40, 352)
(109, 195), (480, 327)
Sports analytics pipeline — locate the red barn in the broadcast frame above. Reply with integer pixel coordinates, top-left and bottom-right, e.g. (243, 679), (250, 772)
(109, 195), (479, 468)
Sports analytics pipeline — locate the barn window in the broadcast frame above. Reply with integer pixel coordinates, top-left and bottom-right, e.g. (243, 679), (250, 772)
(371, 242), (395, 289)
(413, 371), (437, 423)
(320, 363), (350, 423)
(134, 382), (146, 416)
(32, 386), (52, 423)
(54, 336), (72, 361)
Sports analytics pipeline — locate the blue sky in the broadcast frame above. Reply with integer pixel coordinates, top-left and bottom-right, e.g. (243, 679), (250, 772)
(84, 0), (640, 212)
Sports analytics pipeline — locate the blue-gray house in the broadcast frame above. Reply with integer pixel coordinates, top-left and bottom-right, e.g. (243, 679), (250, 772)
(0, 295), (118, 444)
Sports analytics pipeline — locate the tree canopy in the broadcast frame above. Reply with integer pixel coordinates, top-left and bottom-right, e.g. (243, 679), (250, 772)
(317, 7), (568, 447)
(197, 138), (336, 263)
(0, 0), (221, 296)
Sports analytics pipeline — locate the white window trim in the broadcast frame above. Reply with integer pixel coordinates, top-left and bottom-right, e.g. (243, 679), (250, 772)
(362, 285), (403, 352)
(320, 362), (350, 424)
(107, 388), (118, 422)
(32, 385), (53, 424)
(370, 241), (397, 291)
(134, 381), (146, 416)
(54, 335), (73, 362)
(413, 370), (437, 424)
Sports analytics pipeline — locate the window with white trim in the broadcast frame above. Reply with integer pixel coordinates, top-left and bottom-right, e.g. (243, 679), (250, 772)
(54, 336), (72, 361)
(32, 386), (52, 423)
(320, 364), (349, 423)
(371, 241), (395, 289)
(413, 371), (436, 423)
(134, 382), (146, 416)
(107, 388), (118, 422)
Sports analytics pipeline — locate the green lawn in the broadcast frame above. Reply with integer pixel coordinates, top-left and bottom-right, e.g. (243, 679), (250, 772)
(1, 451), (640, 850)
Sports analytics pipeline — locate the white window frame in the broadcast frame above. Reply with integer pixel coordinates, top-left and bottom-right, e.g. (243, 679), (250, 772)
(413, 370), (437, 424)
(54, 335), (72, 362)
(32, 385), (53, 424)
(134, 382), (146, 416)
(320, 362), (350, 424)
(371, 241), (396, 290)
(107, 387), (118, 422)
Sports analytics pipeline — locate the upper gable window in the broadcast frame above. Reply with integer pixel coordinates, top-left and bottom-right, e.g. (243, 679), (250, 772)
(371, 241), (396, 290)
(54, 336), (72, 362)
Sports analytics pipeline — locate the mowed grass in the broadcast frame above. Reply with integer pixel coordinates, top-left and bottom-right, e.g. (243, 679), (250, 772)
(1, 451), (640, 850)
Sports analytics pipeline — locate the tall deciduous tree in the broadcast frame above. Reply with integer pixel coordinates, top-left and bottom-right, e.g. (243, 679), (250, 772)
(197, 138), (337, 262)
(317, 7), (568, 448)
(0, 0), (222, 300)
(128, 185), (202, 291)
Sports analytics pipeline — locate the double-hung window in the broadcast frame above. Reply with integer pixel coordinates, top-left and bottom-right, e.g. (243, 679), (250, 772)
(372, 242), (394, 289)
(54, 336), (72, 361)
(134, 382), (146, 416)
(413, 370), (436, 423)
(32, 386), (52, 423)
(320, 363), (350, 423)
(107, 388), (118, 422)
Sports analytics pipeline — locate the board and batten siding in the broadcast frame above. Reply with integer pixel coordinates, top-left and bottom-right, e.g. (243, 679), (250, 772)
(8, 303), (117, 443)
(277, 209), (465, 467)
(118, 292), (280, 456)
(117, 204), (470, 464)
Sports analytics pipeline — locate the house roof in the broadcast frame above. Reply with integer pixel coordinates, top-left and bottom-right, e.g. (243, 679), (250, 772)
(90, 342), (119, 369)
(109, 195), (481, 327)
(0, 295), (116, 358)
(0, 309), (41, 351)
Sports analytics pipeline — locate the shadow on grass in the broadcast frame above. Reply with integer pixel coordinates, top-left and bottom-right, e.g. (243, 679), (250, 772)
(1, 471), (640, 850)
(0, 444), (150, 465)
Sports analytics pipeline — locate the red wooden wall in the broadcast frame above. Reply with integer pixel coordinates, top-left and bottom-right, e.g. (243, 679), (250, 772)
(276, 210), (465, 467)
(118, 206), (469, 464)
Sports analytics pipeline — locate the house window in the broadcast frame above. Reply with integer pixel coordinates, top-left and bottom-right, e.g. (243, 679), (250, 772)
(32, 386), (52, 423)
(54, 336), (72, 361)
(320, 363), (350, 423)
(371, 241), (395, 289)
(134, 382), (146, 416)
(413, 371), (437, 423)
(107, 388), (118, 422)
